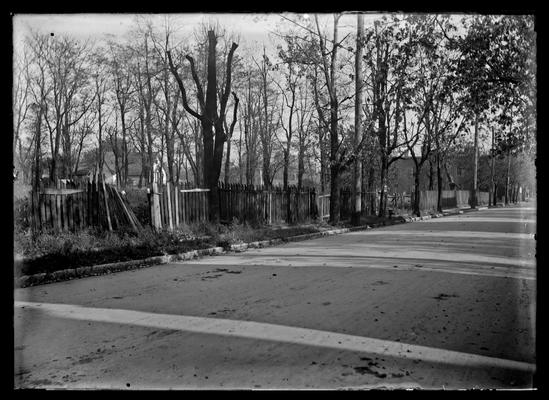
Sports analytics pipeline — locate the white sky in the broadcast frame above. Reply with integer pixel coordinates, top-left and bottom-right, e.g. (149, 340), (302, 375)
(12, 13), (375, 58)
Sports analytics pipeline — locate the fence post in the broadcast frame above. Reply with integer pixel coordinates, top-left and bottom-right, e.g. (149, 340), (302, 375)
(101, 174), (113, 231)
(151, 172), (162, 230)
(166, 181), (174, 231)
(174, 182), (180, 228)
(269, 190), (272, 225)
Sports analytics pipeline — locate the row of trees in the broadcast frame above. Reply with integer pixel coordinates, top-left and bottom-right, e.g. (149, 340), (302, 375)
(13, 14), (536, 223)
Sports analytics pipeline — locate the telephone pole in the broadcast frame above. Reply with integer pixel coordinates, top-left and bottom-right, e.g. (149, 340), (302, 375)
(471, 113), (479, 208)
(490, 126), (496, 206)
(352, 13), (364, 225)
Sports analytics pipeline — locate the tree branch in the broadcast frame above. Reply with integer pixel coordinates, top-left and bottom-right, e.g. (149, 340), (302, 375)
(166, 50), (202, 120)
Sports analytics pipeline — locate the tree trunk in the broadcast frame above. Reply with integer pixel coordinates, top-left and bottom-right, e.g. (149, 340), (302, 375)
(224, 136), (231, 184)
(297, 143), (305, 191)
(328, 109), (340, 223)
(319, 131), (327, 193)
(378, 154), (387, 217)
(33, 107), (43, 191)
(329, 164), (340, 223)
(351, 13), (364, 225)
(436, 152), (443, 212)
(283, 149), (291, 222)
(505, 148), (511, 205)
(490, 127), (496, 206)
(238, 119), (244, 185)
(194, 122), (203, 186)
(113, 131), (120, 188)
(471, 112), (479, 208)
(367, 166), (375, 215)
(98, 102), (104, 175)
(120, 107), (128, 188)
(413, 165), (421, 216)
(428, 159), (434, 190)
(166, 132), (175, 185)
(62, 117), (71, 179)
(203, 31), (220, 221)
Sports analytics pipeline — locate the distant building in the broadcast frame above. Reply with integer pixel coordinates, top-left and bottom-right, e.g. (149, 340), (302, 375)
(261, 166), (321, 188)
(75, 151), (144, 186)
(387, 152), (492, 194)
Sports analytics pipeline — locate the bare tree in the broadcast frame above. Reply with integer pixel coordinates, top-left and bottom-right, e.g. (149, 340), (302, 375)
(295, 76), (314, 191)
(168, 27), (239, 222)
(364, 17), (417, 216)
(131, 26), (160, 187)
(314, 14), (367, 222)
(91, 50), (112, 176)
(38, 34), (93, 182)
(252, 47), (280, 189)
(314, 14), (343, 222)
(13, 46), (32, 182)
(107, 40), (135, 187)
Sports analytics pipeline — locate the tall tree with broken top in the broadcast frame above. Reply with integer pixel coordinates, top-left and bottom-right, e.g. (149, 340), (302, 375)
(314, 14), (344, 223)
(167, 28), (239, 222)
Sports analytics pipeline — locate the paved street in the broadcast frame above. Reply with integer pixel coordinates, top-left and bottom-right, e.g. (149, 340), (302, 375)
(14, 204), (536, 389)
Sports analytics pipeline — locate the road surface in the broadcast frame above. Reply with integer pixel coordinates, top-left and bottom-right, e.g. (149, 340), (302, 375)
(14, 204), (536, 389)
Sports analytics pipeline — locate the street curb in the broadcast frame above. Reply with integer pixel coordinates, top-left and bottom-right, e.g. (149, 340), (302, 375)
(15, 206), (492, 288)
(14, 222), (400, 288)
(14, 247), (225, 289)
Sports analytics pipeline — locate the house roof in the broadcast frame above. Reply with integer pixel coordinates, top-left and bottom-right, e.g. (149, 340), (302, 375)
(76, 151), (143, 177)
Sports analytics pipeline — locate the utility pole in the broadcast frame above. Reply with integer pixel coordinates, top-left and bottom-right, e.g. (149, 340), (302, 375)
(490, 126), (496, 206)
(352, 13), (364, 225)
(471, 113), (479, 208)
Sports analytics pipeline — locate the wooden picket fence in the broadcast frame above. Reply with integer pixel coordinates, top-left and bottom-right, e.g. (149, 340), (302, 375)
(219, 183), (316, 225)
(149, 182), (210, 230)
(317, 194), (330, 220)
(148, 180), (494, 230)
(413, 189), (489, 212)
(150, 182), (318, 230)
(441, 190), (458, 208)
(386, 193), (412, 215)
(316, 189), (379, 220)
(455, 190), (470, 208)
(29, 175), (141, 233)
(478, 191), (490, 205)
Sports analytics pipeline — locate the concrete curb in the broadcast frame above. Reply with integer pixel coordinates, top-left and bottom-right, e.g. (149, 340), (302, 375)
(15, 206), (490, 288)
(14, 247), (225, 289)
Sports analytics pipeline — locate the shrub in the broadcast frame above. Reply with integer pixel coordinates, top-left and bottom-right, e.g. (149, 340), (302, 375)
(14, 226), (219, 276)
(123, 188), (150, 226)
(13, 197), (30, 232)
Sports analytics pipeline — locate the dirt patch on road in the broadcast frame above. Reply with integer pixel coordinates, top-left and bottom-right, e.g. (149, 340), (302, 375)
(215, 268), (242, 274)
(353, 365), (387, 378)
(432, 293), (460, 301)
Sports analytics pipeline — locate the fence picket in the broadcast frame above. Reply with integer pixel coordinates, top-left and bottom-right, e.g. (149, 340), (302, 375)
(174, 184), (180, 227)
(67, 194), (73, 231)
(39, 194), (46, 229)
(28, 175), (140, 233)
(166, 182), (173, 230)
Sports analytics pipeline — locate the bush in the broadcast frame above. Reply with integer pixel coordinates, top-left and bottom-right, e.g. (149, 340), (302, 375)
(14, 225), (220, 276)
(14, 214), (334, 277)
(13, 197), (30, 232)
(123, 188), (150, 226)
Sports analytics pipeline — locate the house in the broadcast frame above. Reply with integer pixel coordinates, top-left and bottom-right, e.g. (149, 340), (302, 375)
(75, 151), (144, 187)
(387, 151), (493, 194)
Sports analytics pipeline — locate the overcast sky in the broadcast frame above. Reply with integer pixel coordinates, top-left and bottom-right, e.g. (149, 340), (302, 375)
(12, 13), (377, 58)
